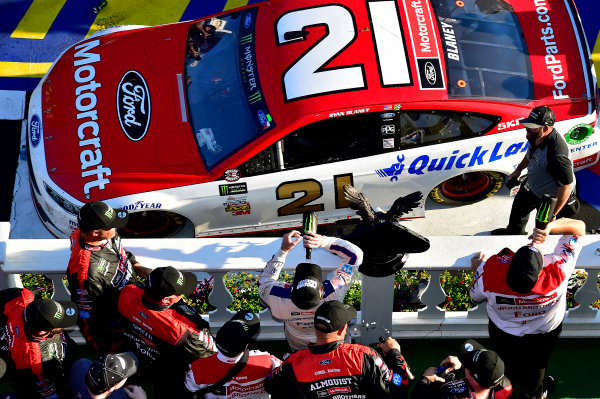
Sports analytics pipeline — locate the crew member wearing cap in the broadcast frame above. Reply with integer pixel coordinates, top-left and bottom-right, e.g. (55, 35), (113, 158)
(265, 300), (411, 399)
(71, 351), (147, 399)
(67, 201), (152, 352)
(412, 339), (512, 399)
(492, 106), (576, 235)
(0, 288), (78, 398)
(118, 266), (215, 397)
(184, 310), (281, 398)
(258, 230), (363, 351)
(470, 217), (584, 398)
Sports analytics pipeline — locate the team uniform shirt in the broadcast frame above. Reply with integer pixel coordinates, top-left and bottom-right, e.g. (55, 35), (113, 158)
(66, 229), (139, 347)
(184, 349), (281, 398)
(265, 341), (410, 399)
(470, 234), (582, 336)
(118, 284), (215, 370)
(526, 128), (574, 198)
(257, 236), (362, 351)
(0, 288), (77, 399)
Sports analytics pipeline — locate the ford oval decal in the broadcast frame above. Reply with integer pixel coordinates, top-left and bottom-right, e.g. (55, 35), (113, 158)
(30, 114), (41, 148)
(319, 359), (332, 365)
(117, 70), (151, 141)
(424, 62), (437, 85)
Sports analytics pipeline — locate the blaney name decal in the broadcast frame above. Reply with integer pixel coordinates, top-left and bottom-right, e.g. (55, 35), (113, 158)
(375, 140), (527, 181)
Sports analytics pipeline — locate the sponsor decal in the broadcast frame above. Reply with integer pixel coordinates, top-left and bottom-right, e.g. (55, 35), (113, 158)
(244, 12), (252, 28)
(329, 107), (371, 118)
(257, 110), (272, 130)
(565, 123), (593, 145)
(72, 39), (111, 198)
(328, 387), (350, 394)
(573, 153), (598, 169)
(383, 104), (393, 110)
(30, 114), (41, 148)
(380, 113), (395, 119)
(383, 138), (394, 149)
(219, 183), (248, 196)
(310, 378), (353, 391)
(117, 70), (151, 141)
(440, 21), (459, 61)
(117, 201), (162, 211)
(394, 104), (401, 110)
(570, 141), (598, 156)
(417, 58), (444, 89)
(196, 128), (222, 154)
(381, 125), (395, 135)
(497, 118), (521, 131)
(392, 373), (403, 386)
(319, 359), (332, 365)
(533, 1), (568, 99)
(224, 169), (241, 182)
(375, 140), (527, 181)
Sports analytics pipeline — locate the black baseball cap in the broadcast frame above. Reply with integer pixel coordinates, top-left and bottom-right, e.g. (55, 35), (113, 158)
(24, 298), (78, 331)
(291, 263), (323, 310)
(506, 245), (544, 294)
(147, 266), (198, 298)
(86, 352), (139, 395)
(216, 310), (260, 357)
(314, 300), (357, 333)
(520, 106), (555, 129)
(78, 201), (129, 231)
(458, 339), (505, 388)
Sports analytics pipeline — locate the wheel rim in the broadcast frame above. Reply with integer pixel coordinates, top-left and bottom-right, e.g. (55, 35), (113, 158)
(440, 172), (491, 199)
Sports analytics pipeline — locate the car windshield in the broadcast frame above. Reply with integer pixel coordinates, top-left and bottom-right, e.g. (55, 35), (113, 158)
(184, 9), (275, 171)
(431, 0), (533, 100)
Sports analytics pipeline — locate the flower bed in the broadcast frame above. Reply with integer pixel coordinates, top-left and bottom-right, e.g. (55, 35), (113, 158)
(17, 269), (600, 313)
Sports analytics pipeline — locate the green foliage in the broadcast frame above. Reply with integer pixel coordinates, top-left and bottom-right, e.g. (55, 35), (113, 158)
(17, 268), (600, 314)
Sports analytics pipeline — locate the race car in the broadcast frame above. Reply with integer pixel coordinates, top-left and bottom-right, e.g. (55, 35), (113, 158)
(27, 0), (599, 238)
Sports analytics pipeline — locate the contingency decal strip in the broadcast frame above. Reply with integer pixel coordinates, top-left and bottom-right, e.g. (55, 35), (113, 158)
(176, 73), (188, 123)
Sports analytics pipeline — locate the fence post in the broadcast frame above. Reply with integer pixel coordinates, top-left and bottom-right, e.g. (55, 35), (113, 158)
(360, 274), (394, 344)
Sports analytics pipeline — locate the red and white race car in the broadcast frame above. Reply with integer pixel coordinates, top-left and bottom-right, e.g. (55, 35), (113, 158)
(27, 0), (598, 238)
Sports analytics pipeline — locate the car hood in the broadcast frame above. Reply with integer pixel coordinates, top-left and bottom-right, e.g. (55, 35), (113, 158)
(41, 23), (210, 202)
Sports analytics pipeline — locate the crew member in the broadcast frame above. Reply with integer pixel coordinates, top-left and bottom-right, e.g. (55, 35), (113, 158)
(184, 310), (281, 398)
(67, 201), (151, 352)
(265, 300), (411, 399)
(471, 217), (585, 398)
(0, 288), (78, 398)
(492, 106), (576, 235)
(258, 230), (363, 351)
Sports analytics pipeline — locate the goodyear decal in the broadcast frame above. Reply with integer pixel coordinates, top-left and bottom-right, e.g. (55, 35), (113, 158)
(375, 140), (527, 181)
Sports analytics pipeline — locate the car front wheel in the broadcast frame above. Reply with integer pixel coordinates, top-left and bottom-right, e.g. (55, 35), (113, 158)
(118, 211), (187, 238)
(428, 171), (505, 206)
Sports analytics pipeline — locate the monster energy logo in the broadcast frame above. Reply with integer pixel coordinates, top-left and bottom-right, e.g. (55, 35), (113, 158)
(304, 213), (316, 232)
(219, 183), (248, 196)
(248, 91), (262, 104)
(239, 34), (253, 45)
(536, 201), (553, 224)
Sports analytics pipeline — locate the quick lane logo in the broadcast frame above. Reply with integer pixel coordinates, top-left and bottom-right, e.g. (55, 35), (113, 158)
(117, 70), (151, 141)
(73, 39), (111, 198)
(219, 183), (248, 196)
(375, 140), (527, 181)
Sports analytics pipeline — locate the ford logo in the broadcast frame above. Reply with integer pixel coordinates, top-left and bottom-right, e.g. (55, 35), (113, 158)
(244, 13), (252, 28)
(319, 359), (332, 365)
(424, 62), (437, 85)
(117, 70), (151, 141)
(381, 113), (395, 119)
(30, 114), (41, 148)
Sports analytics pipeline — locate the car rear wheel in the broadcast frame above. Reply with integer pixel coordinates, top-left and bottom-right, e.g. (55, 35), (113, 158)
(428, 171), (504, 206)
(118, 211), (186, 238)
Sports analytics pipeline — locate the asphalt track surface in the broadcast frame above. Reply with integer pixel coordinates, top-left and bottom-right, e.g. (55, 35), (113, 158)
(0, 0), (599, 236)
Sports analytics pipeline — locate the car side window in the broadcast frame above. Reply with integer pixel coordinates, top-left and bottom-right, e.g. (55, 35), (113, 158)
(239, 109), (499, 176)
(399, 110), (499, 148)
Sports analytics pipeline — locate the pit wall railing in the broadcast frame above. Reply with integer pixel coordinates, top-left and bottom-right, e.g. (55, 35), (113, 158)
(1, 222), (600, 345)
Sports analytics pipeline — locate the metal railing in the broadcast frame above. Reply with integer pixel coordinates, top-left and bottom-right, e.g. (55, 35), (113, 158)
(1, 222), (599, 344)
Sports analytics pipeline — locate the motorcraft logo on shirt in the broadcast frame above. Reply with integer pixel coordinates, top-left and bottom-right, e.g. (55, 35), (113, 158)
(117, 70), (151, 141)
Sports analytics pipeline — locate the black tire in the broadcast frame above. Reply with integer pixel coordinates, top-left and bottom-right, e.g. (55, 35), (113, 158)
(118, 211), (186, 238)
(429, 171), (505, 206)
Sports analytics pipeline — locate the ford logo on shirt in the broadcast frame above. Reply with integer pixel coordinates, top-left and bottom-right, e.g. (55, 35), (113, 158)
(117, 70), (151, 141)
(30, 114), (41, 148)
(319, 359), (332, 365)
